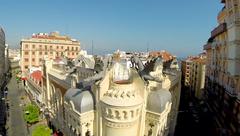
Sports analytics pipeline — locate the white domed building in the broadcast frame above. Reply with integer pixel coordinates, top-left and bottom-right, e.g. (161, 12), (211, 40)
(61, 55), (181, 136)
(45, 51), (181, 136)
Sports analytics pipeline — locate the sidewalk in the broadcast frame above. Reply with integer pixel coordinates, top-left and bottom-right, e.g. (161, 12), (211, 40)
(6, 78), (28, 136)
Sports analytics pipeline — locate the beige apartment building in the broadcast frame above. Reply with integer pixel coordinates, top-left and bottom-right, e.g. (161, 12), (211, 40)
(181, 54), (206, 99)
(20, 32), (80, 72)
(181, 58), (192, 87)
(189, 57), (206, 99)
(203, 0), (240, 135)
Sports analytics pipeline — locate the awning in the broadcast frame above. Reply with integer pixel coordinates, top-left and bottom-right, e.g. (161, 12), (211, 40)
(21, 77), (27, 80)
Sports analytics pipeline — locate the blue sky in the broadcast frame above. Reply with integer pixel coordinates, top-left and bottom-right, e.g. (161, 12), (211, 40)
(0, 0), (222, 57)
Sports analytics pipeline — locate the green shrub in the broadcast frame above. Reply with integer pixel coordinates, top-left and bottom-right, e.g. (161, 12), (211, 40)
(24, 104), (39, 124)
(32, 125), (51, 136)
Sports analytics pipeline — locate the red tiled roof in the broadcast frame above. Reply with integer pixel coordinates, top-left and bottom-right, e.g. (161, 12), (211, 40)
(30, 70), (42, 81)
(149, 51), (173, 62)
(32, 34), (70, 40)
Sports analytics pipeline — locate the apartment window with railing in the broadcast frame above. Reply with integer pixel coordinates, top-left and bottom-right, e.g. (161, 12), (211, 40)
(32, 51), (35, 55)
(39, 51), (42, 55)
(32, 44), (35, 49)
(24, 51), (29, 55)
(32, 58), (35, 62)
(24, 58), (29, 62)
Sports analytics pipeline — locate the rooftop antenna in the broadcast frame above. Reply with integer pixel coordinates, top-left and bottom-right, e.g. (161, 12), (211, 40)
(91, 40), (94, 55)
(65, 24), (69, 35)
(147, 41), (149, 52)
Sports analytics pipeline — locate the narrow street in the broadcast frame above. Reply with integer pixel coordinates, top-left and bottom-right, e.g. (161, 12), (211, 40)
(6, 77), (28, 136)
(175, 86), (214, 136)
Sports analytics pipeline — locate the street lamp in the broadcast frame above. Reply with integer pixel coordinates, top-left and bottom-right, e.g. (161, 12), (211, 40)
(24, 111), (30, 135)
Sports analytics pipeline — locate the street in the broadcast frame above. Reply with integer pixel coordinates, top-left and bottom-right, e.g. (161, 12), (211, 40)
(175, 86), (214, 136)
(6, 77), (27, 136)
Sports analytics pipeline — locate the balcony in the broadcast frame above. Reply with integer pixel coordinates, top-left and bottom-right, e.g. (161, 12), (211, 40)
(238, 92), (240, 101)
(224, 84), (237, 97)
(217, 7), (226, 21)
(211, 23), (227, 38)
(204, 43), (212, 50)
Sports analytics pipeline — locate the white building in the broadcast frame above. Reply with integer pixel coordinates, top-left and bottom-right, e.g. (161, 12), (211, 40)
(41, 52), (181, 136)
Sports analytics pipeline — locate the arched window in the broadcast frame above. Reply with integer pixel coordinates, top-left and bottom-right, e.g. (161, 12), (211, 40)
(148, 123), (154, 136)
(85, 130), (90, 136)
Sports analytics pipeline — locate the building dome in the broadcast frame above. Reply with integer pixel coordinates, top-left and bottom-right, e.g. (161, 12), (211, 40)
(147, 89), (172, 113)
(65, 88), (94, 113)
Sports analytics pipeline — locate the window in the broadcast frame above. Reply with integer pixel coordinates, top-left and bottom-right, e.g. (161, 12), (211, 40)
(50, 52), (53, 55)
(67, 47), (70, 50)
(72, 47), (74, 51)
(50, 46), (52, 49)
(39, 45), (42, 49)
(24, 58), (29, 62)
(24, 51), (29, 55)
(32, 44), (35, 49)
(25, 44), (28, 48)
(85, 130), (91, 136)
(39, 51), (42, 55)
(32, 58), (35, 62)
(72, 52), (74, 55)
(56, 46), (59, 49)
(25, 66), (28, 69)
(61, 46), (63, 49)
(32, 51), (35, 55)
(45, 52), (47, 55)
(75, 47), (78, 51)
(45, 45), (47, 50)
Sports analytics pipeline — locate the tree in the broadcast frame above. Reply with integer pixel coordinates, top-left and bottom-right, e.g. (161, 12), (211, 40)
(32, 125), (51, 136)
(24, 104), (39, 124)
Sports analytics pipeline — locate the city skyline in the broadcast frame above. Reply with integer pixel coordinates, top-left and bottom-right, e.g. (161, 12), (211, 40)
(1, 0), (222, 57)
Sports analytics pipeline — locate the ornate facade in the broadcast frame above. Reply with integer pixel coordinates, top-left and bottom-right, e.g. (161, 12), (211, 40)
(42, 52), (181, 136)
(203, 0), (240, 135)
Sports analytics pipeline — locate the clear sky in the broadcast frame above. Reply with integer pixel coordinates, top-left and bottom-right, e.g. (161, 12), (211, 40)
(0, 0), (223, 57)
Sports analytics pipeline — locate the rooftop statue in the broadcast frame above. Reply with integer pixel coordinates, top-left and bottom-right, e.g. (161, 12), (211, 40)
(130, 55), (162, 83)
(77, 56), (112, 89)
(170, 58), (179, 70)
(149, 57), (164, 81)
